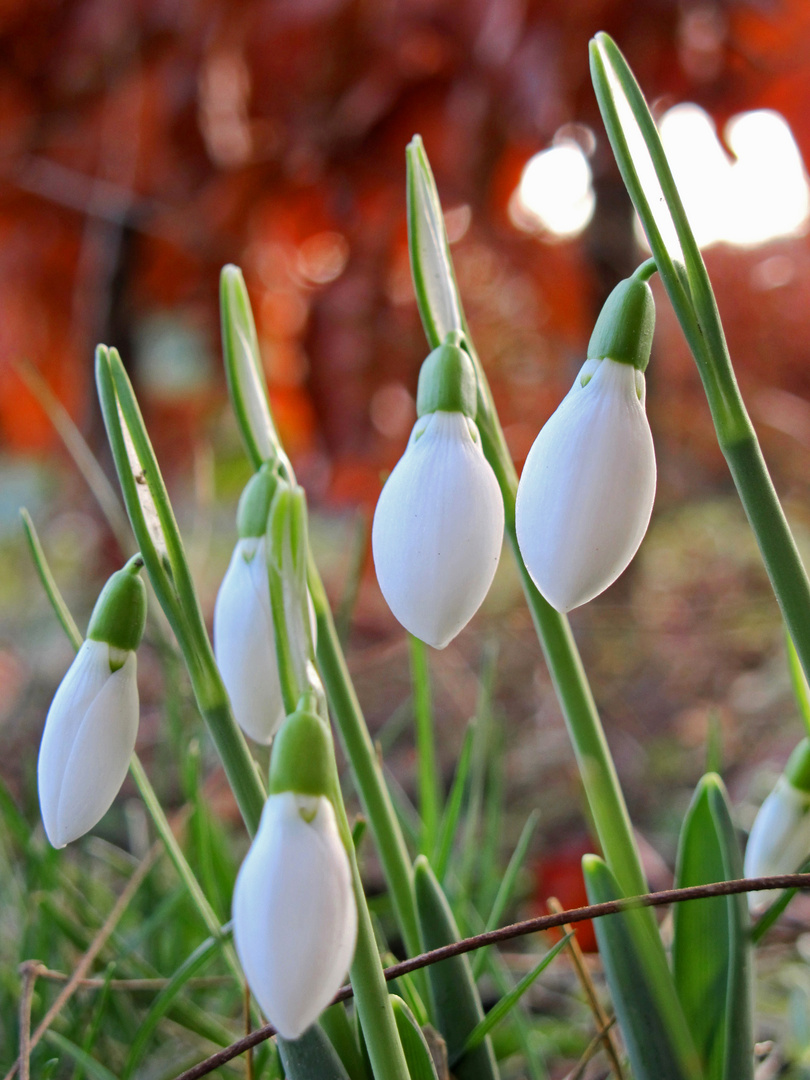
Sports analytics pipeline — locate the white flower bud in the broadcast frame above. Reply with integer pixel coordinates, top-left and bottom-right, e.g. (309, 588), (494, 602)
(372, 411), (504, 649)
(744, 775), (810, 912)
(232, 792), (357, 1039)
(214, 536), (284, 744)
(515, 358), (656, 612)
(38, 639), (139, 848)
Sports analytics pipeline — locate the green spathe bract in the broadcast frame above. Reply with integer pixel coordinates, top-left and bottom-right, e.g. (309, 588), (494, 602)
(236, 463), (280, 539)
(587, 273), (656, 371)
(87, 556), (147, 657)
(416, 335), (478, 419)
(269, 707), (333, 799)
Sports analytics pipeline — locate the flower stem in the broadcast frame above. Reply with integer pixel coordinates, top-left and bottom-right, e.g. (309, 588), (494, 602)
(309, 555), (424, 961)
(409, 634), (441, 856)
(471, 339), (649, 902)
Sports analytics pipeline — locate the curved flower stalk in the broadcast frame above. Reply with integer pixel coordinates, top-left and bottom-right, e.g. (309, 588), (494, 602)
(38, 558), (146, 848)
(745, 738), (810, 912)
(372, 338), (504, 649)
(232, 706), (357, 1038)
(516, 275), (657, 612)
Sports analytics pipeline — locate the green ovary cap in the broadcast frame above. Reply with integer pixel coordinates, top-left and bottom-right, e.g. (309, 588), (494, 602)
(587, 275), (655, 371)
(416, 335), (478, 418)
(269, 709), (332, 797)
(786, 737), (810, 793)
(237, 464), (280, 538)
(87, 556), (147, 653)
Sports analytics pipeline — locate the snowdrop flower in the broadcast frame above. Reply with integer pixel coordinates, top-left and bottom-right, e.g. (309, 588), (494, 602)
(372, 338), (504, 649)
(38, 558), (146, 848)
(516, 275), (657, 612)
(745, 739), (810, 912)
(233, 706), (357, 1038)
(214, 467), (314, 744)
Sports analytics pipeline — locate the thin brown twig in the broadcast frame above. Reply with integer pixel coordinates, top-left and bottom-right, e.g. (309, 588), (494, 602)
(30, 969), (231, 991)
(547, 896), (624, 1080)
(17, 961), (40, 1080)
(6, 843), (158, 1080)
(169, 872), (810, 1080)
(566, 1017), (617, 1080)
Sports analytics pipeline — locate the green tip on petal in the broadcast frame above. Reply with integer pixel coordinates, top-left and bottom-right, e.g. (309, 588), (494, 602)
(416, 337), (478, 418)
(237, 464), (281, 538)
(269, 709), (332, 798)
(786, 738), (810, 793)
(87, 558), (147, 653)
(587, 275), (656, 372)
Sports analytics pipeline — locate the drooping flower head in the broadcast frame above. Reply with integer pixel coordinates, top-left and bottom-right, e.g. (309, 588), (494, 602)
(215, 466), (315, 744)
(38, 557), (147, 848)
(232, 703), (357, 1038)
(516, 274), (657, 612)
(744, 737), (810, 912)
(372, 337), (504, 649)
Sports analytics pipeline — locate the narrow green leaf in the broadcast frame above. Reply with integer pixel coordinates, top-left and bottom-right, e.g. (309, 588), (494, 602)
(15, 359), (132, 551)
(44, 1033), (119, 1080)
(787, 634), (810, 739)
(406, 136), (466, 349)
(583, 855), (703, 1080)
(472, 810), (540, 979)
(751, 854), (810, 943)
(123, 932), (232, 1077)
(462, 933), (571, 1058)
(21, 509), (84, 651)
(588, 33), (745, 443)
(220, 264), (292, 475)
(277, 1024), (353, 1080)
(434, 723), (475, 881)
(414, 855), (500, 1080)
(320, 1004), (371, 1080)
(673, 774), (753, 1080)
(391, 995), (440, 1080)
(459, 647), (498, 898)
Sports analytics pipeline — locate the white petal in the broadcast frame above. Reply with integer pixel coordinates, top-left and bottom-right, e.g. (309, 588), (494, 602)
(744, 777), (810, 912)
(38, 641), (139, 848)
(371, 412), (504, 649)
(214, 537), (285, 744)
(515, 359), (656, 612)
(233, 793), (357, 1038)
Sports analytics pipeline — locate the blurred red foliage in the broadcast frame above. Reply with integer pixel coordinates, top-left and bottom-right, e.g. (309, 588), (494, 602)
(0, 0), (809, 515)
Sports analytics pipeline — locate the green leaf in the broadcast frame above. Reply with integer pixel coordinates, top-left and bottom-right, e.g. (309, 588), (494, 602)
(220, 264), (291, 475)
(20, 509), (83, 651)
(588, 32), (745, 443)
(320, 1004), (371, 1080)
(391, 995), (440, 1080)
(462, 933), (570, 1059)
(434, 723), (474, 881)
(277, 1024), (353, 1080)
(787, 634), (810, 739)
(414, 855), (500, 1080)
(406, 136), (466, 349)
(583, 855), (703, 1080)
(123, 931), (233, 1077)
(44, 1033), (119, 1080)
(472, 809), (540, 979)
(672, 774), (753, 1080)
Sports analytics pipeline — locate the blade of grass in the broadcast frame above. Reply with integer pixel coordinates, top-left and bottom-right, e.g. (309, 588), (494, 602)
(434, 723), (475, 881)
(459, 646), (498, 898)
(458, 934), (571, 1061)
(472, 810), (540, 979)
(43, 1034), (119, 1080)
